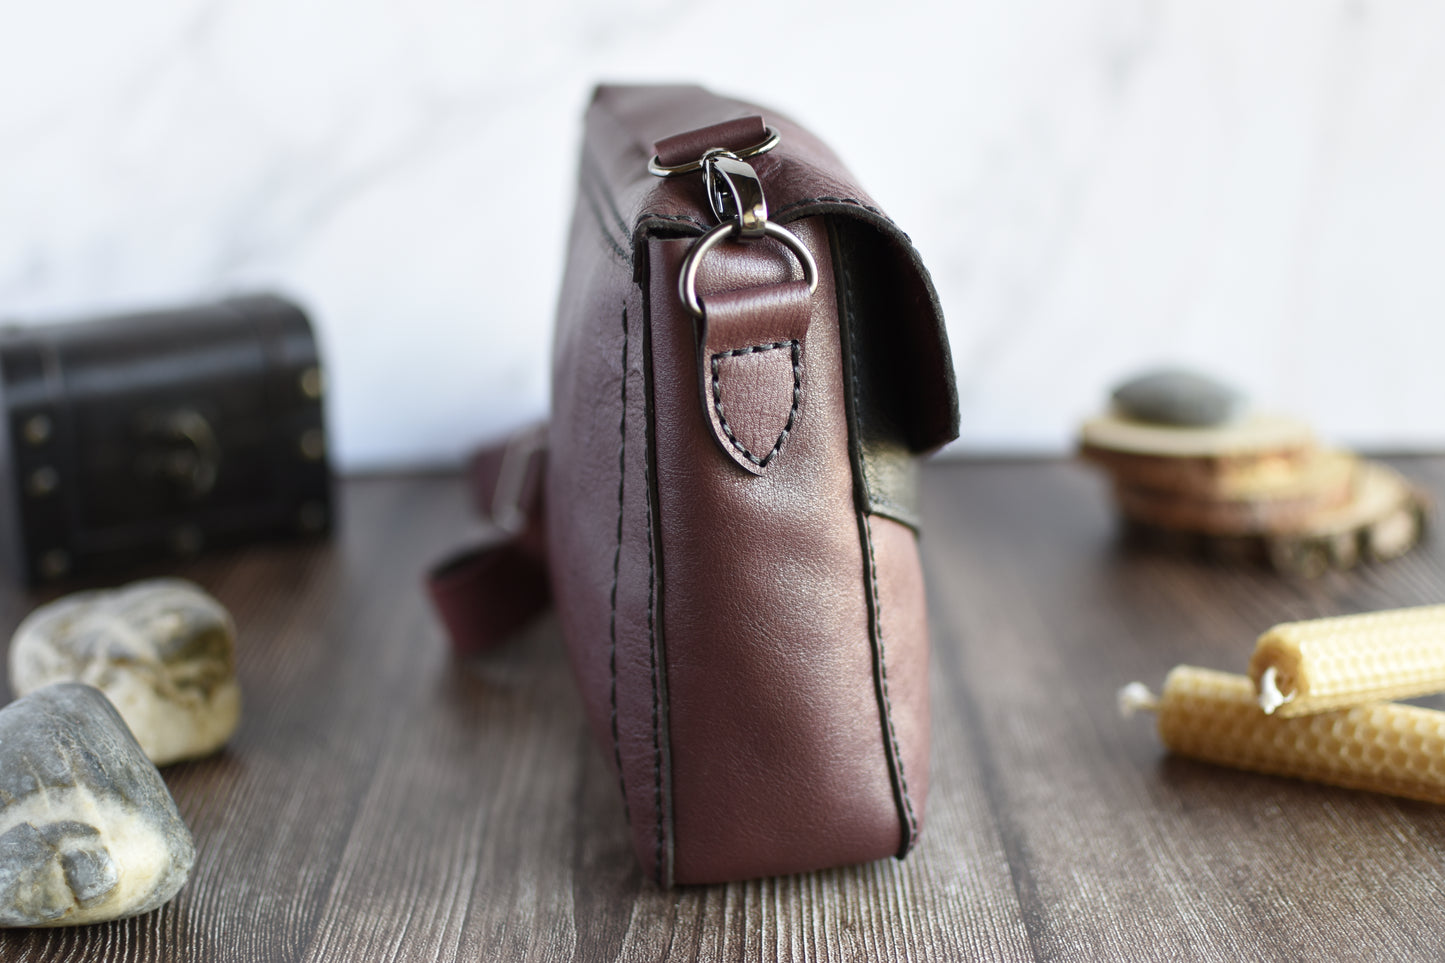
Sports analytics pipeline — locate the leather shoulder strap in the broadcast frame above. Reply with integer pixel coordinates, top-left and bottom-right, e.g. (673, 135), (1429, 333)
(425, 426), (551, 655)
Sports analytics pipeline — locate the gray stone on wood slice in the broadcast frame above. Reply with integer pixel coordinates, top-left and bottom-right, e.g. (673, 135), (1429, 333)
(9, 578), (240, 766)
(0, 683), (195, 926)
(1111, 368), (1245, 427)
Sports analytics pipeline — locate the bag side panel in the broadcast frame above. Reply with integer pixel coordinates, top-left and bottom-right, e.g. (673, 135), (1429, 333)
(646, 218), (904, 884)
(548, 164), (673, 881)
(833, 217), (937, 850)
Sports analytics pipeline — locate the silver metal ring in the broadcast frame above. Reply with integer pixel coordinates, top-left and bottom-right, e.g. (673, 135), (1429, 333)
(648, 126), (782, 177)
(678, 220), (819, 319)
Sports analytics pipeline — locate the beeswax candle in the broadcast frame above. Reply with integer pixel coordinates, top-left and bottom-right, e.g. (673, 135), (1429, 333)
(1121, 666), (1445, 804)
(1249, 605), (1445, 716)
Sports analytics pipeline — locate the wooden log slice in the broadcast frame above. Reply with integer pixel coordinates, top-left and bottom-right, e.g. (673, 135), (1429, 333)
(1119, 462), (1430, 576)
(1112, 451), (1358, 537)
(1080, 412), (1316, 459)
(1080, 444), (1314, 498)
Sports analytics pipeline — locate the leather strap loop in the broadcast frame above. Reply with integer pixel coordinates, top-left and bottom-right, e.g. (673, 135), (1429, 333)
(425, 427), (552, 655)
(653, 115), (767, 168)
(427, 541), (550, 657)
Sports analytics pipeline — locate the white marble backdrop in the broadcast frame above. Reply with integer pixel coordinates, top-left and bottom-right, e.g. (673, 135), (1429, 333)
(3, 0), (1443, 470)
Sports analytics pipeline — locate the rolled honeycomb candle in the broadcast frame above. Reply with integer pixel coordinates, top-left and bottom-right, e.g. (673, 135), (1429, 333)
(1249, 604), (1445, 717)
(1121, 666), (1445, 804)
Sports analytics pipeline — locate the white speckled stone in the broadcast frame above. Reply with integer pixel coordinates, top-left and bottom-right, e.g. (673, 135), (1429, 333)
(9, 579), (241, 766)
(0, 684), (195, 926)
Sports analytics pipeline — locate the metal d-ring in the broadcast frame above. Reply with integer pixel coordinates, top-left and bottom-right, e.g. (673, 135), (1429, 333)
(677, 220), (819, 320)
(648, 125), (782, 178)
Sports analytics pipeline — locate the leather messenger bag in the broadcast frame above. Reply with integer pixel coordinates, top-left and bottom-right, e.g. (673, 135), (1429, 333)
(429, 84), (959, 885)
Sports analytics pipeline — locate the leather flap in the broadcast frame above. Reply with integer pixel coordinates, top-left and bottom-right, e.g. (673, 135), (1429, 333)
(584, 84), (960, 456)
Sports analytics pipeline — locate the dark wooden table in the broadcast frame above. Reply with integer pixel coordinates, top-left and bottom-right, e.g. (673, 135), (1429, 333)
(3, 457), (1444, 962)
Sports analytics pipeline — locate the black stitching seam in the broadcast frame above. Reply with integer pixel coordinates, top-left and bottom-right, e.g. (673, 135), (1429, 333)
(634, 199), (896, 236)
(843, 256), (918, 850)
(709, 340), (801, 468)
(644, 370), (665, 884)
(864, 515), (918, 843)
(581, 145), (631, 239)
(580, 176), (630, 264)
(634, 198), (909, 252)
(607, 304), (630, 823)
(635, 210), (712, 231)
(772, 195), (891, 222)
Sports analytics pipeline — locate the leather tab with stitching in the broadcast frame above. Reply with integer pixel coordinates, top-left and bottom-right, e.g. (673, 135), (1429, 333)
(695, 280), (811, 475)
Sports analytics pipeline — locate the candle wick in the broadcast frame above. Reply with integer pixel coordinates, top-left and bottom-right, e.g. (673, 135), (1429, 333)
(1257, 666), (1295, 715)
(1118, 682), (1160, 717)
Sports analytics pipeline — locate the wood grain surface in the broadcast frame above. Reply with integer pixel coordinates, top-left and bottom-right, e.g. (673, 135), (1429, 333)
(1, 458), (1443, 962)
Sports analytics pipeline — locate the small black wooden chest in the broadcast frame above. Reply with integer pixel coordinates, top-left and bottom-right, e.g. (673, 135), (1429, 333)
(0, 293), (332, 584)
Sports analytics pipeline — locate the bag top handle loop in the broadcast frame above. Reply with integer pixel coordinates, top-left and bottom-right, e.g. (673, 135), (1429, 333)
(648, 116), (779, 176)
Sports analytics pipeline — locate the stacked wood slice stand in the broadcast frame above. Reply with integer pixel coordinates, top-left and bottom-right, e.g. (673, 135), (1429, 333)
(1080, 370), (1431, 576)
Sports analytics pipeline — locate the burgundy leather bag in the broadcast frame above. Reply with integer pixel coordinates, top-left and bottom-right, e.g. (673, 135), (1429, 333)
(430, 84), (958, 885)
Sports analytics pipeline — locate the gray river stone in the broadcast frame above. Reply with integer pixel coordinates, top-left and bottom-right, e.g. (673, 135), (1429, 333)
(9, 579), (240, 766)
(0, 683), (194, 926)
(1111, 368), (1245, 427)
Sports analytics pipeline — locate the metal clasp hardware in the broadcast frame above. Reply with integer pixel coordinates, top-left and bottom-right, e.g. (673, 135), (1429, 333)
(135, 407), (221, 499)
(654, 130), (819, 320)
(702, 150), (767, 239)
